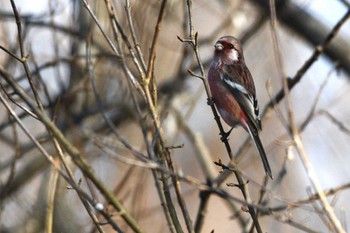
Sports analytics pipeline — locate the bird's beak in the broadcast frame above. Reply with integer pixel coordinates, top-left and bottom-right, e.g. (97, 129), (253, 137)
(214, 42), (224, 51)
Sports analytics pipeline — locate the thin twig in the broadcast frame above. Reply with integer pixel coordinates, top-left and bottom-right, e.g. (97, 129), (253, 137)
(10, 0), (44, 111)
(274, 214), (320, 233)
(0, 89), (123, 232)
(268, 182), (350, 213)
(299, 63), (339, 133)
(45, 163), (59, 233)
(180, 0), (263, 232)
(85, 37), (148, 162)
(319, 110), (350, 135)
(262, 9), (350, 117)
(99, 0), (181, 231)
(134, 0), (188, 232)
(1, 114), (20, 198)
(0, 45), (23, 62)
(101, 0), (146, 81)
(124, 0), (147, 72)
(269, 1), (346, 231)
(0, 65), (143, 233)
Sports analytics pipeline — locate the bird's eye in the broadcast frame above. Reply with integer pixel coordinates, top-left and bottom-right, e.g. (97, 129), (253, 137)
(228, 44), (234, 49)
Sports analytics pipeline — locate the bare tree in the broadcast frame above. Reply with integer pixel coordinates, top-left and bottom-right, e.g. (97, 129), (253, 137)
(0, 0), (350, 232)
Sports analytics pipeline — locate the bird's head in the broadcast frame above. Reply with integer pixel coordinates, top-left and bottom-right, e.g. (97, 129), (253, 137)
(214, 36), (244, 65)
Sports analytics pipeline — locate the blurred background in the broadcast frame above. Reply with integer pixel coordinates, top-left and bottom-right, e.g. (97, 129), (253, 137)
(0, 0), (350, 232)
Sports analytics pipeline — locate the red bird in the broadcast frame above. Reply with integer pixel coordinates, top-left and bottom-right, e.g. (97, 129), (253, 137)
(208, 36), (272, 179)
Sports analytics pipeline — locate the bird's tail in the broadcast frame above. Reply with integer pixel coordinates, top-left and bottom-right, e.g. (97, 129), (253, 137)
(247, 127), (273, 179)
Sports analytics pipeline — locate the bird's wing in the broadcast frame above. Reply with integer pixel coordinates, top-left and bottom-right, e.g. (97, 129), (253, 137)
(220, 66), (261, 132)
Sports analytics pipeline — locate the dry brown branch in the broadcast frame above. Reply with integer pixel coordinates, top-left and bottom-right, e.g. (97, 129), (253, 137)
(262, 9), (350, 117)
(180, 1), (265, 232)
(1, 0), (350, 232)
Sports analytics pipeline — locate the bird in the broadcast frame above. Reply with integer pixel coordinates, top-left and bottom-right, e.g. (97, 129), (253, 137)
(207, 36), (272, 179)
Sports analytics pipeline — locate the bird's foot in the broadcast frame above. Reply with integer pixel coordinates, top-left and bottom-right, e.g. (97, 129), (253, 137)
(220, 128), (233, 142)
(207, 97), (214, 106)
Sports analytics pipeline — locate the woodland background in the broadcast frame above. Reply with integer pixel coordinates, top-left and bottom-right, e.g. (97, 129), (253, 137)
(0, 0), (350, 232)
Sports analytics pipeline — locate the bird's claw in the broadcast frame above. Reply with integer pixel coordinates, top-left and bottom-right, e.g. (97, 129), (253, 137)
(207, 98), (214, 106)
(220, 128), (233, 142)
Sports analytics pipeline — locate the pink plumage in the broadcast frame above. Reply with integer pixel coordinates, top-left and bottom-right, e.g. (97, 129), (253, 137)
(208, 36), (272, 179)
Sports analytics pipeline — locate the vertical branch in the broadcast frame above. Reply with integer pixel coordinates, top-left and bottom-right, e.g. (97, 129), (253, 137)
(179, 1), (219, 230)
(167, 147), (195, 233)
(45, 163), (59, 233)
(268, 0), (290, 132)
(0, 86), (122, 231)
(1, 68), (144, 233)
(98, 0), (186, 232)
(144, 0), (167, 106)
(1, 114), (20, 198)
(81, 0), (146, 99)
(125, 0), (147, 72)
(269, 1), (346, 232)
(180, 0), (263, 232)
(146, 0), (167, 82)
(10, 0), (43, 110)
(181, 1), (233, 159)
(9, 0), (24, 59)
(7, 2), (143, 231)
(141, 1), (188, 232)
